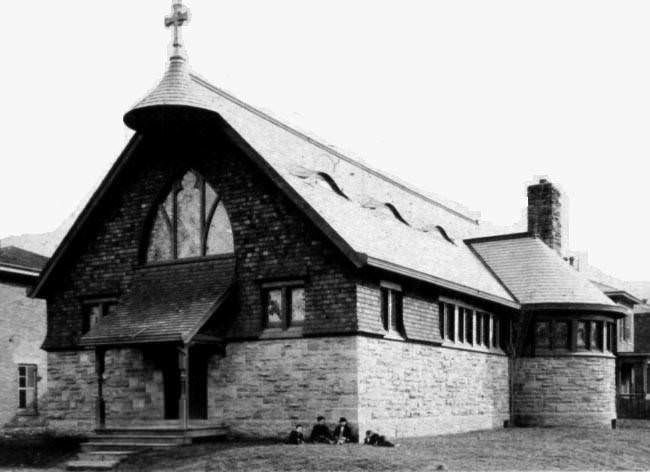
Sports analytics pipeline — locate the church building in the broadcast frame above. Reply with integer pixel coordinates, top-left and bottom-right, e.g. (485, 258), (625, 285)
(30, 2), (627, 440)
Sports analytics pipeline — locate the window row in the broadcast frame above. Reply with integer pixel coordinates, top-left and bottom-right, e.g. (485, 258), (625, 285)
(534, 319), (615, 352)
(438, 302), (505, 350)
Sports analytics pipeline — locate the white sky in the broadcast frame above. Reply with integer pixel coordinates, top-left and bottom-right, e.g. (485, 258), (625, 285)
(1, 1), (649, 281)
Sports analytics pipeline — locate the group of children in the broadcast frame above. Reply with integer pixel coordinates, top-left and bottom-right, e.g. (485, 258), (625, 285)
(287, 416), (395, 447)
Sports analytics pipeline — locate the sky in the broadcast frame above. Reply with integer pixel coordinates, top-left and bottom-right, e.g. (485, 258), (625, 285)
(1, 1), (649, 281)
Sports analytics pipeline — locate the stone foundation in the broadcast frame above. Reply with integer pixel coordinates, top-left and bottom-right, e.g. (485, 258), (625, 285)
(513, 355), (616, 427)
(357, 337), (509, 438)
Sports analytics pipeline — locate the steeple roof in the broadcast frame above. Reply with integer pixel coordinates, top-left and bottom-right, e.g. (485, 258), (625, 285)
(123, 1), (220, 131)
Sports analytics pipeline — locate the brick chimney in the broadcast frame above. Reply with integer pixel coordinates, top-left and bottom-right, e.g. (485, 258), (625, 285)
(527, 178), (562, 255)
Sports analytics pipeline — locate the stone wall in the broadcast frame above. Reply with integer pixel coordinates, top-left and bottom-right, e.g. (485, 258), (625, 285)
(44, 351), (95, 431)
(0, 281), (47, 427)
(513, 354), (616, 426)
(207, 336), (358, 439)
(356, 337), (509, 438)
(44, 348), (166, 431)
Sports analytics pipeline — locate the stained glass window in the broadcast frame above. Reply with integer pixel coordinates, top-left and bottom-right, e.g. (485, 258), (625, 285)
(146, 170), (234, 263)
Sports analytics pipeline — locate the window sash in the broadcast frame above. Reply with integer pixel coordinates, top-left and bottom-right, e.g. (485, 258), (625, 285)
(18, 365), (37, 410)
(264, 285), (305, 330)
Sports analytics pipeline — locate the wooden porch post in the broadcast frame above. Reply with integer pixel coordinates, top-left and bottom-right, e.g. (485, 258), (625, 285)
(95, 348), (106, 429)
(178, 345), (189, 431)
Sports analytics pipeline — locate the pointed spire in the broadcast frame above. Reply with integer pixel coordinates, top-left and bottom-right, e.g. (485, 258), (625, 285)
(123, 1), (220, 132)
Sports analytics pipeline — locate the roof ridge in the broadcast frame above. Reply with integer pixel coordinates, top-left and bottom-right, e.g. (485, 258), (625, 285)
(189, 73), (480, 225)
(465, 232), (533, 245)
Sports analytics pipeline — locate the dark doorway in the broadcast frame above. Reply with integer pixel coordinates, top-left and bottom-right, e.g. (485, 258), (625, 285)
(161, 351), (180, 420)
(189, 349), (208, 420)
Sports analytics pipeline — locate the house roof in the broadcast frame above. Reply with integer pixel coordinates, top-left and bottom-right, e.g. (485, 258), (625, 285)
(590, 280), (643, 306)
(79, 256), (234, 346)
(30, 57), (519, 308)
(467, 233), (625, 314)
(0, 246), (48, 271)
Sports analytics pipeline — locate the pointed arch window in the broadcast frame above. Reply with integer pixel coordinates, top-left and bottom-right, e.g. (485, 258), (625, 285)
(146, 170), (234, 263)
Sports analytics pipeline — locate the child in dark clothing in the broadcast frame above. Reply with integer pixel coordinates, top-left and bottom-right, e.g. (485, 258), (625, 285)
(332, 417), (352, 445)
(310, 415), (333, 443)
(364, 430), (395, 447)
(287, 424), (305, 444)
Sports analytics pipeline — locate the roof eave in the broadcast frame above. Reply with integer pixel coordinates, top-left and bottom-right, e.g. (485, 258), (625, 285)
(522, 302), (629, 317)
(365, 256), (520, 310)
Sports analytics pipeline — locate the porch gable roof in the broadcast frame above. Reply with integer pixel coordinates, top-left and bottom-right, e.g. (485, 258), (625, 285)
(79, 256), (235, 346)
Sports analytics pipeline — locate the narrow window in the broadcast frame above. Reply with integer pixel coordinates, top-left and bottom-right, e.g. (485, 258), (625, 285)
(476, 312), (483, 345)
(289, 287), (305, 326)
(18, 365), (37, 412)
(576, 321), (587, 349)
(381, 286), (404, 336)
(438, 302), (445, 339)
(445, 303), (455, 342)
(458, 307), (465, 343)
(466, 309), (474, 344)
(535, 321), (551, 348)
(592, 321), (603, 350)
(492, 317), (500, 348)
(482, 314), (490, 346)
(552, 321), (569, 349)
(606, 322), (615, 352)
(265, 288), (284, 329)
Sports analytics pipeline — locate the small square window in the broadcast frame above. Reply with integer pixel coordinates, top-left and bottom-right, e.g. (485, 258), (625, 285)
(263, 283), (306, 331)
(82, 300), (116, 334)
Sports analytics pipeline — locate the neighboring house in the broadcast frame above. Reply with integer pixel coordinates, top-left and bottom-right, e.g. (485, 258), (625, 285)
(29, 3), (630, 440)
(0, 246), (48, 427)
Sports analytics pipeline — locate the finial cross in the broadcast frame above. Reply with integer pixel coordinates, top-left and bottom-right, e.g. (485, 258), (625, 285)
(165, 1), (191, 57)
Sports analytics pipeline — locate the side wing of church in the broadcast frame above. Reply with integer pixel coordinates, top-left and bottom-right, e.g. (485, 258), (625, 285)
(29, 2), (628, 440)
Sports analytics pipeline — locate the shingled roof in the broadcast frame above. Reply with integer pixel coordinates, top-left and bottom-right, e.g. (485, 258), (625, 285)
(79, 257), (234, 346)
(467, 233), (624, 314)
(0, 246), (48, 271)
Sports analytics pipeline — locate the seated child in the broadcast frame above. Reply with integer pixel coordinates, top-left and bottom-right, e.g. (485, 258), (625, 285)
(364, 430), (395, 447)
(310, 415), (333, 443)
(332, 417), (352, 445)
(287, 424), (305, 444)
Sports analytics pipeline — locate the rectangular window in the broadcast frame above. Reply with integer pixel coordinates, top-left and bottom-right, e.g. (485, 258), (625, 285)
(18, 365), (37, 411)
(535, 321), (551, 348)
(381, 285), (404, 336)
(552, 321), (569, 349)
(476, 312), (483, 345)
(289, 287), (305, 325)
(592, 321), (603, 350)
(457, 307), (465, 343)
(482, 314), (490, 346)
(577, 321), (587, 348)
(445, 303), (455, 342)
(438, 302), (445, 339)
(606, 322), (615, 352)
(492, 317), (500, 348)
(82, 300), (116, 334)
(466, 309), (474, 344)
(263, 282), (306, 330)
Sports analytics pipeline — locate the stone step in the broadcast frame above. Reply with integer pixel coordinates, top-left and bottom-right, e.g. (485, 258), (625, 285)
(76, 450), (135, 462)
(65, 459), (121, 471)
(89, 434), (185, 445)
(81, 441), (173, 452)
